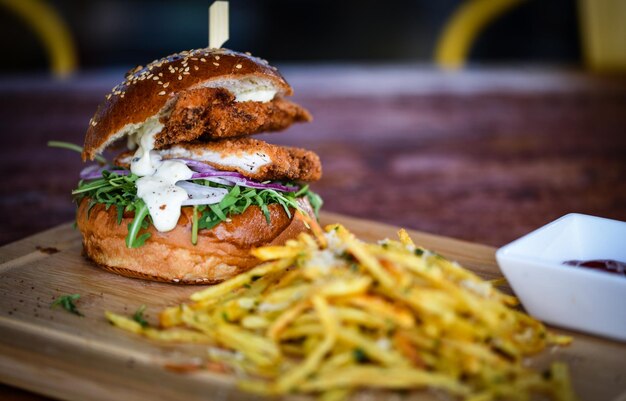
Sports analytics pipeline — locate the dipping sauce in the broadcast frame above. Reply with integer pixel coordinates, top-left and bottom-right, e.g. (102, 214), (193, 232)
(562, 259), (626, 276)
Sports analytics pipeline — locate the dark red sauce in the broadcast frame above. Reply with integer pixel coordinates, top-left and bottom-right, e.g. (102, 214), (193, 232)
(562, 259), (626, 276)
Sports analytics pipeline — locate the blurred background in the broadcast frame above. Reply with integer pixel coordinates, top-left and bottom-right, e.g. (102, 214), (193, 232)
(1, 0), (585, 71)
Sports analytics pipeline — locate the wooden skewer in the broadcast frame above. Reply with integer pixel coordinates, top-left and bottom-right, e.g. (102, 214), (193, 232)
(209, 1), (229, 49)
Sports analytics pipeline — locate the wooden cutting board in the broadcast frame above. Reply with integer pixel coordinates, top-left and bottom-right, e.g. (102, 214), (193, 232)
(0, 212), (624, 401)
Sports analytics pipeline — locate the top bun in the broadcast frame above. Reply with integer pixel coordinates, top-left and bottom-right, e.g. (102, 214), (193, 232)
(82, 48), (294, 161)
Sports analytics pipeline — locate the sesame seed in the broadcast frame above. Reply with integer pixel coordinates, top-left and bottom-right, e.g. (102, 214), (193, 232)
(245, 52), (251, 56)
(183, 71), (190, 75)
(163, 82), (169, 88)
(178, 75), (182, 80)
(213, 62), (219, 66)
(215, 56), (220, 60)
(152, 76), (159, 80)
(158, 91), (166, 95)
(106, 94), (111, 100)
(235, 64), (242, 69)
(158, 81), (162, 85)
(184, 66), (189, 72)
(158, 72), (163, 77)
(194, 66), (199, 71)
(200, 58), (206, 62)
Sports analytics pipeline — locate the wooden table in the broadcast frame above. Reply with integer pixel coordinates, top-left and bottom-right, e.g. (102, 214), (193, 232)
(1, 66), (625, 400)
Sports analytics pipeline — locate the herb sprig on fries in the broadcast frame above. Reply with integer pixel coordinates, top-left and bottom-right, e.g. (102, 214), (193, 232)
(106, 224), (575, 401)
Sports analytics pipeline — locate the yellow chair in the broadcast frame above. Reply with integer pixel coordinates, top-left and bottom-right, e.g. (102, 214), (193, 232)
(435, 0), (526, 70)
(579, 0), (626, 72)
(436, 0), (626, 72)
(1, 0), (77, 76)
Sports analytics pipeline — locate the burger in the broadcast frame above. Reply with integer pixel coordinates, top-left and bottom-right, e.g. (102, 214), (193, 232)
(73, 48), (322, 284)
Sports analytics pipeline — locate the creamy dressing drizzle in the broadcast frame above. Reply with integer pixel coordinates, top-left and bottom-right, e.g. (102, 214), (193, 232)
(235, 89), (276, 102)
(136, 161), (193, 231)
(130, 120), (193, 232)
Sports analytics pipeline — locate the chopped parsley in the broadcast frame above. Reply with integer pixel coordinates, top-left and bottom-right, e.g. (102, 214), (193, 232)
(352, 348), (369, 363)
(132, 304), (149, 328)
(51, 294), (83, 316)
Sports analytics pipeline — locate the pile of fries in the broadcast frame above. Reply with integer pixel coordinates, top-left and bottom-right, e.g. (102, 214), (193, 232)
(106, 224), (576, 401)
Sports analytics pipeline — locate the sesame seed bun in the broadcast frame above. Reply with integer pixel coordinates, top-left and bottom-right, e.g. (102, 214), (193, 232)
(76, 197), (318, 284)
(82, 48), (298, 161)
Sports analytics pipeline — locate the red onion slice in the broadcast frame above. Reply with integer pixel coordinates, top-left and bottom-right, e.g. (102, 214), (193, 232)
(80, 165), (130, 180)
(177, 181), (228, 206)
(78, 158), (300, 193)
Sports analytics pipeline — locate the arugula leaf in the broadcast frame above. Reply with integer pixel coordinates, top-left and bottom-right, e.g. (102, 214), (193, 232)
(48, 141), (108, 165)
(125, 200), (151, 248)
(191, 205), (199, 245)
(194, 181), (321, 231)
(132, 304), (149, 328)
(306, 191), (323, 217)
(116, 204), (124, 225)
(51, 294), (83, 316)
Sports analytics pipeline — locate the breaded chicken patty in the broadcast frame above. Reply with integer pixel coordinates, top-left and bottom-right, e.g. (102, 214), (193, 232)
(152, 87), (312, 149)
(115, 137), (322, 182)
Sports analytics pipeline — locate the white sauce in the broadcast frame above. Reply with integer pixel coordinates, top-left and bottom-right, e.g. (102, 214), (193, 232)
(376, 338), (392, 351)
(130, 116), (164, 176)
(234, 89), (277, 103)
(160, 146), (271, 173)
(197, 78), (278, 103)
(129, 117), (194, 232)
(136, 160), (193, 231)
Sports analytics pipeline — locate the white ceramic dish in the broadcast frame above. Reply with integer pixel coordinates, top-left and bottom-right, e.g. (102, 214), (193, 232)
(496, 213), (626, 342)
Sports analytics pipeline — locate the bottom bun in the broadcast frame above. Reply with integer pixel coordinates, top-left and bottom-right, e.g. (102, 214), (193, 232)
(76, 198), (317, 284)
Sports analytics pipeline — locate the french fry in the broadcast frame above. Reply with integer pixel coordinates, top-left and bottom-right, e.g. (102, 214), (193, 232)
(300, 366), (470, 395)
(336, 327), (409, 367)
(105, 311), (143, 334)
(159, 305), (183, 328)
(346, 295), (415, 329)
(274, 296), (336, 392)
(268, 300), (310, 340)
(190, 258), (293, 301)
(398, 228), (415, 247)
(144, 327), (212, 343)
